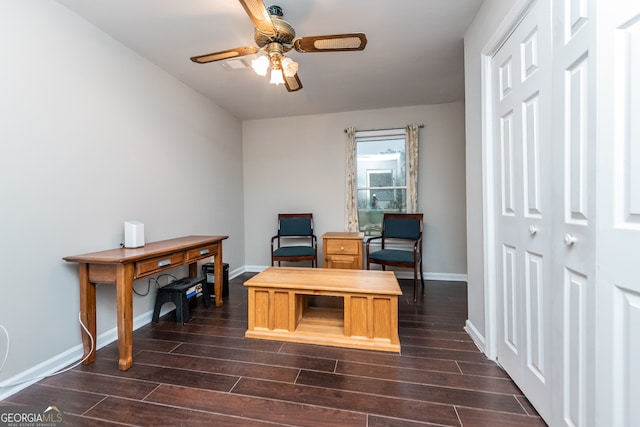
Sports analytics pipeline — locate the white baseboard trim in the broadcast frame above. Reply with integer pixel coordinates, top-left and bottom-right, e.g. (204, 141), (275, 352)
(0, 342), (84, 400)
(241, 265), (268, 274)
(0, 264), (467, 400)
(0, 309), (154, 400)
(95, 310), (155, 350)
(244, 265), (466, 282)
(465, 319), (492, 359)
(0, 266), (253, 399)
(400, 271), (468, 282)
(228, 265), (249, 278)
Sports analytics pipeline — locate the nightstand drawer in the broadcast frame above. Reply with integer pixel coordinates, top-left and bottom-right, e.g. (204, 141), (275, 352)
(326, 239), (360, 255)
(135, 252), (185, 277)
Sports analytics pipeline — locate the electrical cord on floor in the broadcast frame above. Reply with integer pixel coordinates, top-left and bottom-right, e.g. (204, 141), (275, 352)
(0, 312), (95, 388)
(2, 272), (177, 386)
(0, 325), (8, 375)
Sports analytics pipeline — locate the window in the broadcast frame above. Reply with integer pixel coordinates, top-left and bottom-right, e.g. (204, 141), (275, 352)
(355, 130), (407, 236)
(344, 124), (419, 234)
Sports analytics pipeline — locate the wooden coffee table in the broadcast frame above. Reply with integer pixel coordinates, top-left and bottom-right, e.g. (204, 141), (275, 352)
(244, 267), (402, 352)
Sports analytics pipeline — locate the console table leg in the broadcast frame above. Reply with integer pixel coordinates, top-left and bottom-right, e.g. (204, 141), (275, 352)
(78, 263), (96, 365)
(214, 244), (224, 307)
(115, 263), (134, 371)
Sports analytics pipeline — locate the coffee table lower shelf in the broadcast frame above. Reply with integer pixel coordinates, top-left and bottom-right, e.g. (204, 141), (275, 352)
(244, 267), (401, 353)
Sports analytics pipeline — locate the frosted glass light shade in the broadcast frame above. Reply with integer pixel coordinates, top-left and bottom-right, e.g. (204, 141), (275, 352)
(270, 68), (285, 85)
(281, 57), (298, 77)
(251, 55), (269, 76)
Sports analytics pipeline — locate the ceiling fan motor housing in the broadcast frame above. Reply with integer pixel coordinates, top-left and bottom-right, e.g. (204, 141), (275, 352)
(266, 5), (283, 17)
(254, 6), (295, 51)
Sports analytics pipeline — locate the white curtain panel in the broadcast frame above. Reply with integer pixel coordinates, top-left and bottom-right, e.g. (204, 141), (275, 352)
(345, 127), (358, 232)
(406, 123), (420, 213)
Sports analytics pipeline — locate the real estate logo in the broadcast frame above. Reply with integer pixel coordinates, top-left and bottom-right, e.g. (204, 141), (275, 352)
(0, 406), (63, 427)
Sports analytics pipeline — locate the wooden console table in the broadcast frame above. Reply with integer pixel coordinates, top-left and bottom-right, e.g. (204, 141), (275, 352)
(244, 267), (402, 352)
(64, 235), (228, 370)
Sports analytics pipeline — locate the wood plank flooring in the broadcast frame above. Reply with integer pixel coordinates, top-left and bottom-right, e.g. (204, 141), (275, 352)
(1, 272), (546, 426)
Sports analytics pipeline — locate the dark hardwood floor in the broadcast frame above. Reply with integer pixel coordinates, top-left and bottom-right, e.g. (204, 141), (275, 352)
(1, 273), (546, 426)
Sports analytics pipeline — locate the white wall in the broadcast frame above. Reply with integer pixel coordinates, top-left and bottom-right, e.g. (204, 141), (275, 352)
(463, 0), (519, 343)
(242, 103), (467, 279)
(0, 0), (472, 398)
(0, 1), (245, 393)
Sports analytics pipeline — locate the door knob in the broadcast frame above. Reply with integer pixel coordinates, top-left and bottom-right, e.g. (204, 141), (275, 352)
(528, 225), (538, 236)
(564, 233), (576, 246)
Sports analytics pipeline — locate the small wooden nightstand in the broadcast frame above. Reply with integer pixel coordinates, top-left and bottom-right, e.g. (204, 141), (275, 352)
(321, 232), (364, 269)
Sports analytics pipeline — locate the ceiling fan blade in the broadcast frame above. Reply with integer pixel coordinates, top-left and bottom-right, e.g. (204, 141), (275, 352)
(284, 72), (302, 92)
(293, 33), (367, 53)
(238, 0), (276, 36)
(190, 46), (259, 64)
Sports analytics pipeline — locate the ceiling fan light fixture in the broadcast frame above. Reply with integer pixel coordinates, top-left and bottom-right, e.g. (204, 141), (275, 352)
(190, 3), (366, 93)
(269, 67), (285, 85)
(251, 55), (270, 76)
(281, 57), (298, 77)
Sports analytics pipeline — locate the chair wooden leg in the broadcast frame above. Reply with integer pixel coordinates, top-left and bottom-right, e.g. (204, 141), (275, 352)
(413, 268), (418, 303)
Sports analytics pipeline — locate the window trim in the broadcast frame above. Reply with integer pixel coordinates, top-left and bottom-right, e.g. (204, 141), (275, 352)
(344, 124), (420, 233)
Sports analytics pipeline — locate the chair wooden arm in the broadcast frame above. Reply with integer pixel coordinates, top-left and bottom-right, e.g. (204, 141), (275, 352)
(271, 234), (318, 249)
(413, 236), (422, 251)
(365, 235), (383, 257)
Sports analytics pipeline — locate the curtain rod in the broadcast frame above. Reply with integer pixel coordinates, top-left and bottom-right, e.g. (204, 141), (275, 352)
(343, 124), (424, 133)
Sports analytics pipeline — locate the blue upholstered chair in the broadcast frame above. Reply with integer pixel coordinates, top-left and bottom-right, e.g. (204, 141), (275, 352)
(271, 213), (318, 267)
(366, 213), (424, 302)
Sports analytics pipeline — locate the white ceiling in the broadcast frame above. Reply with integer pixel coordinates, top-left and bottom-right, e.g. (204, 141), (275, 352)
(55, 0), (483, 120)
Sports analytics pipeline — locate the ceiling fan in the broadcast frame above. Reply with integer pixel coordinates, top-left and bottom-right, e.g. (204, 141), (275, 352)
(190, 1), (367, 92)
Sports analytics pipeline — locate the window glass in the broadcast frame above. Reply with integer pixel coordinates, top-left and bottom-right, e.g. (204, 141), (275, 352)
(355, 134), (407, 236)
